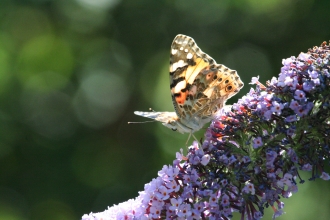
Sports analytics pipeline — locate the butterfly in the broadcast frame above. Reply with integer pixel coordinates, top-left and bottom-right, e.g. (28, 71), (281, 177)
(134, 34), (243, 142)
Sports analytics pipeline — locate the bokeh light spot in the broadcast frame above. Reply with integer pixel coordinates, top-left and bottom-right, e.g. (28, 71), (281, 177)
(245, 0), (296, 14)
(0, 187), (27, 220)
(73, 71), (129, 128)
(55, 0), (113, 33)
(20, 90), (77, 140)
(17, 35), (74, 91)
(79, 38), (132, 81)
(75, 0), (120, 11)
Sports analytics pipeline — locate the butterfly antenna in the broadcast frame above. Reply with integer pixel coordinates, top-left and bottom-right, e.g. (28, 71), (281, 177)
(128, 121), (156, 124)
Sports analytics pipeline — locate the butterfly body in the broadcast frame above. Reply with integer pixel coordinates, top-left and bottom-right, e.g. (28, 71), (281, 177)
(135, 34), (243, 136)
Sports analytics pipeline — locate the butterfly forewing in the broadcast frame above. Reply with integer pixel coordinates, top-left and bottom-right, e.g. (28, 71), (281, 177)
(169, 35), (243, 121)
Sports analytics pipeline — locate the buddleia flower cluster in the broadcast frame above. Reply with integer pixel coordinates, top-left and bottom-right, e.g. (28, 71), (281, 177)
(82, 42), (330, 220)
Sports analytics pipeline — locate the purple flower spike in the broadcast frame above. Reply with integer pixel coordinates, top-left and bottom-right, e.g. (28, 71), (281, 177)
(82, 41), (330, 219)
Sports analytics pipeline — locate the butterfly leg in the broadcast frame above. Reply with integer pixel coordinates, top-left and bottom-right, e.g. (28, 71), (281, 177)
(191, 133), (199, 143)
(185, 132), (192, 145)
(185, 131), (200, 146)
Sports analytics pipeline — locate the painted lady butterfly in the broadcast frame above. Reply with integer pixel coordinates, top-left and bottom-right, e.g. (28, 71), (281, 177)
(134, 34), (243, 141)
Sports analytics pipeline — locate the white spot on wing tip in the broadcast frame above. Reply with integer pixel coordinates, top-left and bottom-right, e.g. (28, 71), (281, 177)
(171, 49), (178, 55)
(170, 60), (187, 72)
(187, 53), (193, 59)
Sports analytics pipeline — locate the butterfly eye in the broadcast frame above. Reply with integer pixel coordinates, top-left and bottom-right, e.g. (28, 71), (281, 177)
(172, 128), (177, 131)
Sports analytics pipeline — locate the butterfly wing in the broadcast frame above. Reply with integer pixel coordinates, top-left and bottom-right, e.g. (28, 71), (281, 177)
(134, 111), (177, 122)
(134, 111), (185, 132)
(169, 34), (243, 121)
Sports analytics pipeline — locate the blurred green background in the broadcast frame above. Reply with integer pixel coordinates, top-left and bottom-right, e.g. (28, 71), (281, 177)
(0, 0), (330, 219)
